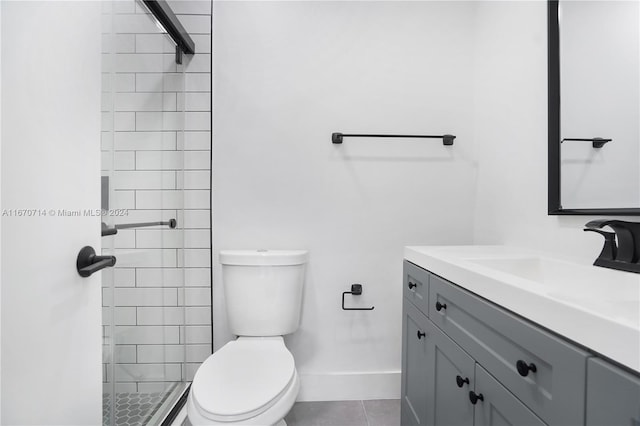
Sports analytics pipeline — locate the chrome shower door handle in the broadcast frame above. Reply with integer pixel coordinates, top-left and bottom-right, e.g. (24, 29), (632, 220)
(76, 246), (116, 277)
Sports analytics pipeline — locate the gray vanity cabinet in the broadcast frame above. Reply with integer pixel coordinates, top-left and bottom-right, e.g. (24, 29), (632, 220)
(401, 261), (591, 426)
(585, 358), (640, 426)
(401, 298), (430, 426)
(428, 273), (588, 425)
(402, 260), (640, 426)
(474, 364), (546, 426)
(424, 319), (475, 426)
(402, 296), (475, 426)
(424, 306), (545, 426)
(401, 261), (546, 426)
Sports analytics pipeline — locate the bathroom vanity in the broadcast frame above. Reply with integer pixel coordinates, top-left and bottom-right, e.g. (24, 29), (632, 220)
(401, 246), (640, 426)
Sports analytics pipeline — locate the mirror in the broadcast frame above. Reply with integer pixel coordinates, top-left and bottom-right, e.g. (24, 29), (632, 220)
(548, 0), (640, 215)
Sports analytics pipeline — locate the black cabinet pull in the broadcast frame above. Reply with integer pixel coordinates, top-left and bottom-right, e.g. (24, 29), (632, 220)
(435, 301), (447, 311)
(469, 391), (484, 405)
(76, 246), (116, 278)
(408, 282), (417, 289)
(456, 375), (470, 388)
(516, 360), (537, 377)
(417, 330), (426, 340)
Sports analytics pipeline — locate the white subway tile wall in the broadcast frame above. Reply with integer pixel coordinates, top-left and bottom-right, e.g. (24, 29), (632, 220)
(101, 0), (211, 395)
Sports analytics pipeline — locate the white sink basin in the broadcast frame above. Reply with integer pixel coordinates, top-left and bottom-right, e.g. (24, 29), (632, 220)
(404, 245), (640, 372)
(466, 256), (584, 285)
(465, 256), (640, 304)
(464, 255), (640, 329)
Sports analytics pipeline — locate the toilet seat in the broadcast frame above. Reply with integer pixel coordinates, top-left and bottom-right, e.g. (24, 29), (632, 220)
(191, 337), (296, 422)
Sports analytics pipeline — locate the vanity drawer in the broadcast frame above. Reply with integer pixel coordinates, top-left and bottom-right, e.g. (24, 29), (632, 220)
(428, 273), (588, 425)
(403, 260), (430, 315)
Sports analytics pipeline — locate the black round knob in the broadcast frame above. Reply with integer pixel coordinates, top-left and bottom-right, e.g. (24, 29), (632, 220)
(435, 301), (447, 312)
(417, 330), (426, 340)
(516, 360), (537, 377)
(469, 391), (484, 405)
(408, 282), (417, 290)
(456, 375), (470, 388)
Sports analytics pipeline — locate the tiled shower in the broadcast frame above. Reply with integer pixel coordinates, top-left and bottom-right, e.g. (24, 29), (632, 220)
(100, 1), (211, 424)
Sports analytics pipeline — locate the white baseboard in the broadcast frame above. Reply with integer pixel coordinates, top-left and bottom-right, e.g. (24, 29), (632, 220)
(297, 371), (401, 402)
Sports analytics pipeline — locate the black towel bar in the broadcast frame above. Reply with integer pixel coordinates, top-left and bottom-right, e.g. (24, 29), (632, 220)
(561, 137), (612, 148)
(332, 132), (455, 146)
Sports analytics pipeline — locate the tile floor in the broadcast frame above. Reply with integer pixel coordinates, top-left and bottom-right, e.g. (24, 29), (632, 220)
(285, 400), (400, 426)
(181, 399), (400, 426)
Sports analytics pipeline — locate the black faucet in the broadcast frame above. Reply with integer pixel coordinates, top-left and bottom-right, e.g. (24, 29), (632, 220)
(584, 220), (640, 273)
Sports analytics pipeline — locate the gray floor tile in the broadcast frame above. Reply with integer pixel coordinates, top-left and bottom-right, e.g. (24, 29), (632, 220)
(285, 401), (368, 426)
(181, 399), (401, 426)
(363, 399), (400, 426)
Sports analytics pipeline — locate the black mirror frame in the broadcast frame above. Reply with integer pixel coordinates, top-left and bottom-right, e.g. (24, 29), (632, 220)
(547, 0), (640, 216)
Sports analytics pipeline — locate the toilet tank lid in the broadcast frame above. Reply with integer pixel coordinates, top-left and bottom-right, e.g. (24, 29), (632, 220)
(219, 250), (309, 266)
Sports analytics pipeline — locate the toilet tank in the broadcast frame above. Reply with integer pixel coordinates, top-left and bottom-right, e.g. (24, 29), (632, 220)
(220, 250), (308, 336)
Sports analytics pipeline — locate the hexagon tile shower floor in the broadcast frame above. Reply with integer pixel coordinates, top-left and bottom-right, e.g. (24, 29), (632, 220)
(103, 392), (170, 426)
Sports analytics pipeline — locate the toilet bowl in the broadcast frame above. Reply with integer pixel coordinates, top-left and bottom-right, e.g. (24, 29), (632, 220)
(187, 250), (308, 426)
(187, 337), (299, 426)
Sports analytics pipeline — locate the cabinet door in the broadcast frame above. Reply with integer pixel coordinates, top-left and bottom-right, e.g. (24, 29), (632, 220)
(586, 358), (640, 426)
(401, 299), (431, 425)
(474, 365), (547, 426)
(425, 320), (475, 426)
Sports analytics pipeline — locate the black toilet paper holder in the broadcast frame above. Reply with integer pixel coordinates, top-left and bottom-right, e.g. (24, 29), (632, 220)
(342, 284), (375, 311)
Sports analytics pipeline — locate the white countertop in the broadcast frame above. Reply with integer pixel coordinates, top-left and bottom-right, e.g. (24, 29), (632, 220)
(405, 245), (640, 372)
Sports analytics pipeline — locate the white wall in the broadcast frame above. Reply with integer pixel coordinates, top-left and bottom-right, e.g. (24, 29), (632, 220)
(213, 0), (638, 403)
(213, 1), (478, 400)
(471, 1), (635, 261)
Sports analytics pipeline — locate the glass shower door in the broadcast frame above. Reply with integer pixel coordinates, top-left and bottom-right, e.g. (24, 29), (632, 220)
(101, 1), (188, 424)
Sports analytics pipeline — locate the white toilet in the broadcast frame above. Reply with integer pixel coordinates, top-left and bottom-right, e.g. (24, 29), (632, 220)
(187, 249), (308, 426)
